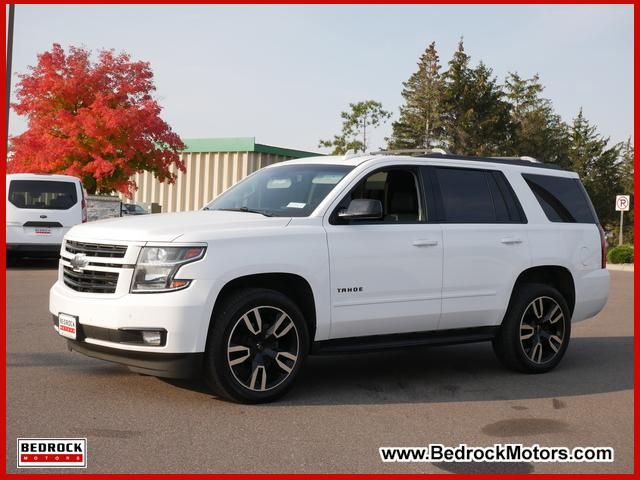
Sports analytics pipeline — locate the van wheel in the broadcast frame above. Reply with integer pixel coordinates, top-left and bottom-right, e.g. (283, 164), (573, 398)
(493, 283), (571, 373)
(6, 252), (18, 267)
(204, 288), (309, 403)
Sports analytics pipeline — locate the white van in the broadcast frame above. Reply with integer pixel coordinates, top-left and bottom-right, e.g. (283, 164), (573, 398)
(6, 173), (87, 256)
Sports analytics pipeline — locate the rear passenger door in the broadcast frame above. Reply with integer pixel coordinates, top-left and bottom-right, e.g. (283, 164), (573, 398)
(424, 166), (530, 329)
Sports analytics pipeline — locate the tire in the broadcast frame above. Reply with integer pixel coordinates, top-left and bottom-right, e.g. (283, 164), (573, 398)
(203, 288), (309, 403)
(493, 283), (571, 373)
(6, 252), (19, 267)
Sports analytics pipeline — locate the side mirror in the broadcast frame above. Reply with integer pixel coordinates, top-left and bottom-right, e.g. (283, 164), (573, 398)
(338, 199), (383, 221)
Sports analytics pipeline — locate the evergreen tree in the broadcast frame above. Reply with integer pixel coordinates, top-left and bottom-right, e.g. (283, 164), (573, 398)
(619, 137), (634, 195)
(618, 138), (634, 243)
(378, 39), (631, 242)
(319, 100), (391, 154)
(504, 73), (570, 166)
(439, 39), (472, 153)
(567, 109), (622, 227)
(387, 42), (444, 149)
(440, 40), (512, 155)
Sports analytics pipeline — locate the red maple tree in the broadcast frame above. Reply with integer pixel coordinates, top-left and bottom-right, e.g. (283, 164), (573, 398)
(8, 44), (185, 195)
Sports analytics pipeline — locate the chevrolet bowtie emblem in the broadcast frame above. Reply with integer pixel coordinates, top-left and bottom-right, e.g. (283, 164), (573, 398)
(70, 253), (89, 272)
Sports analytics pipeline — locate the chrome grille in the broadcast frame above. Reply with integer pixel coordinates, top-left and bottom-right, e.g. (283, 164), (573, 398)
(63, 266), (119, 293)
(65, 240), (127, 258)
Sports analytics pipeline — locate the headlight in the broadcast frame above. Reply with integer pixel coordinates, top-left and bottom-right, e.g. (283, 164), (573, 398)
(130, 246), (205, 293)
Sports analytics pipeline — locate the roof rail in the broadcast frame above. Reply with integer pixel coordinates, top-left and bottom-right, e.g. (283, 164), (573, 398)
(373, 149), (540, 164)
(366, 149), (560, 170)
(488, 155), (540, 164)
(372, 148), (448, 156)
(413, 153), (562, 171)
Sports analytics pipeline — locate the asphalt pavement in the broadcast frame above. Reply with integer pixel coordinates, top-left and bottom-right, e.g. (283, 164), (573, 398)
(5, 258), (634, 473)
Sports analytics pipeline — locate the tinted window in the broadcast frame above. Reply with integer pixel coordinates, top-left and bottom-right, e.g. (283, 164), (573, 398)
(8, 180), (78, 210)
(487, 174), (510, 222)
(492, 172), (527, 223)
(523, 174), (596, 223)
(435, 168), (496, 223)
(334, 168), (423, 224)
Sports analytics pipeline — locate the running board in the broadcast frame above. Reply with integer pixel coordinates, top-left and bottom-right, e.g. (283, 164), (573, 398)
(311, 326), (499, 355)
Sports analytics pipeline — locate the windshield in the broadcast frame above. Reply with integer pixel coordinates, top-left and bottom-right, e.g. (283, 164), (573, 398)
(124, 204), (145, 213)
(205, 164), (353, 217)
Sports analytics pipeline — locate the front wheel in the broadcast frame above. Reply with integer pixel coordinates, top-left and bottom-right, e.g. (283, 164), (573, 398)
(493, 283), (571, 373)
(204, 288), (309, 403)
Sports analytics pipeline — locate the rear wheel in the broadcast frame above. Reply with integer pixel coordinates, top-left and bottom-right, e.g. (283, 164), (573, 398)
(204, 288), (309, 403)
(493, 283), (571, 373)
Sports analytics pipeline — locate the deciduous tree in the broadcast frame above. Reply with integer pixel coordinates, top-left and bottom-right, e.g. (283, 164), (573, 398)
(8, 44), (185, 195)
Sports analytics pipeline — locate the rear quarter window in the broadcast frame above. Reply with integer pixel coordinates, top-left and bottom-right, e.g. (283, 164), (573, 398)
(8, 180), (78, 210)
(522, 173), (597, 223)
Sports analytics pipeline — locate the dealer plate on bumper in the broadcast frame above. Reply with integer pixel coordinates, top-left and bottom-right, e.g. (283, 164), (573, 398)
(58, 313), (78, 340)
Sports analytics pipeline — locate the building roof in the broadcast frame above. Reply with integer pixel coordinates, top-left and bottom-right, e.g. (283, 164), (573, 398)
(182, 137), (320, 158)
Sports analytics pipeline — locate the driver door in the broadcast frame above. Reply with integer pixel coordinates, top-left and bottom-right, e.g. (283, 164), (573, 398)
(324, 166), (443, 339)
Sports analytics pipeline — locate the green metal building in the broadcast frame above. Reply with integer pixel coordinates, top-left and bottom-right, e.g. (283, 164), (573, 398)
(126, 137), (319, 213)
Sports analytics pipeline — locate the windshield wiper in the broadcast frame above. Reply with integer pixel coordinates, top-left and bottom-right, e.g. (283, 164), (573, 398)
(215, 207), (274, 217)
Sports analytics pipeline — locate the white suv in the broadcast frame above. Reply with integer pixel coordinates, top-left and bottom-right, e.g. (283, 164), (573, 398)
(49, 153), (610, 403)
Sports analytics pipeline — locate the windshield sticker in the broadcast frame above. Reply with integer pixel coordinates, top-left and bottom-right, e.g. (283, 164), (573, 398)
(286, 202), (306, 209)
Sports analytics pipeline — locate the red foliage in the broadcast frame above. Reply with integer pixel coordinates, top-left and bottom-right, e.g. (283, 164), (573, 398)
(8, 44), (185, 195)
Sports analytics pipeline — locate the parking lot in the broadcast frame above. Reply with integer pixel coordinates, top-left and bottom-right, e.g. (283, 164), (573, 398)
(5, 259), (634, 474)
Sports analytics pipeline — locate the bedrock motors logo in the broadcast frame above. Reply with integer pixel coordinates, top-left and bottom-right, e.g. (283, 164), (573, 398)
(17, 438), (87, 468)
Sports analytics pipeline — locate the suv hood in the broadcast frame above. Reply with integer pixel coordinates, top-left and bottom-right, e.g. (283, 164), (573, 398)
(66, 211), (292, 243)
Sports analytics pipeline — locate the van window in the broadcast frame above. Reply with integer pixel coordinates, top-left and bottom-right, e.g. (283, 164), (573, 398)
(522, 174), (597, 223)
(8, 180), (78, 210)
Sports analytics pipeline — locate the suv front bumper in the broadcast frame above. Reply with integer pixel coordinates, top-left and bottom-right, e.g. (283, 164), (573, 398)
(49, 279), (217, 378)
(63, 333), (203, 378)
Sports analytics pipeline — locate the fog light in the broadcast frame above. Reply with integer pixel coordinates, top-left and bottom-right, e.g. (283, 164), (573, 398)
(142, 331), (163, 346)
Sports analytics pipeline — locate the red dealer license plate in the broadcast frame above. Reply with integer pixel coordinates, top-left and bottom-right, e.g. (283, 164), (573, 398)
(58, 313), (77, 340)
(31, 227), (51, 235)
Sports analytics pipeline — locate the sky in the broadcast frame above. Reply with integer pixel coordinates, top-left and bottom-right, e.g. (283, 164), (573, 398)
(6, 4), (634, 154)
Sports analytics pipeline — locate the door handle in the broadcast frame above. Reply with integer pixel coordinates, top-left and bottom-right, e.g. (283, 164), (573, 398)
(501, 237), (523, 245)
(412, 239), (439, 247)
